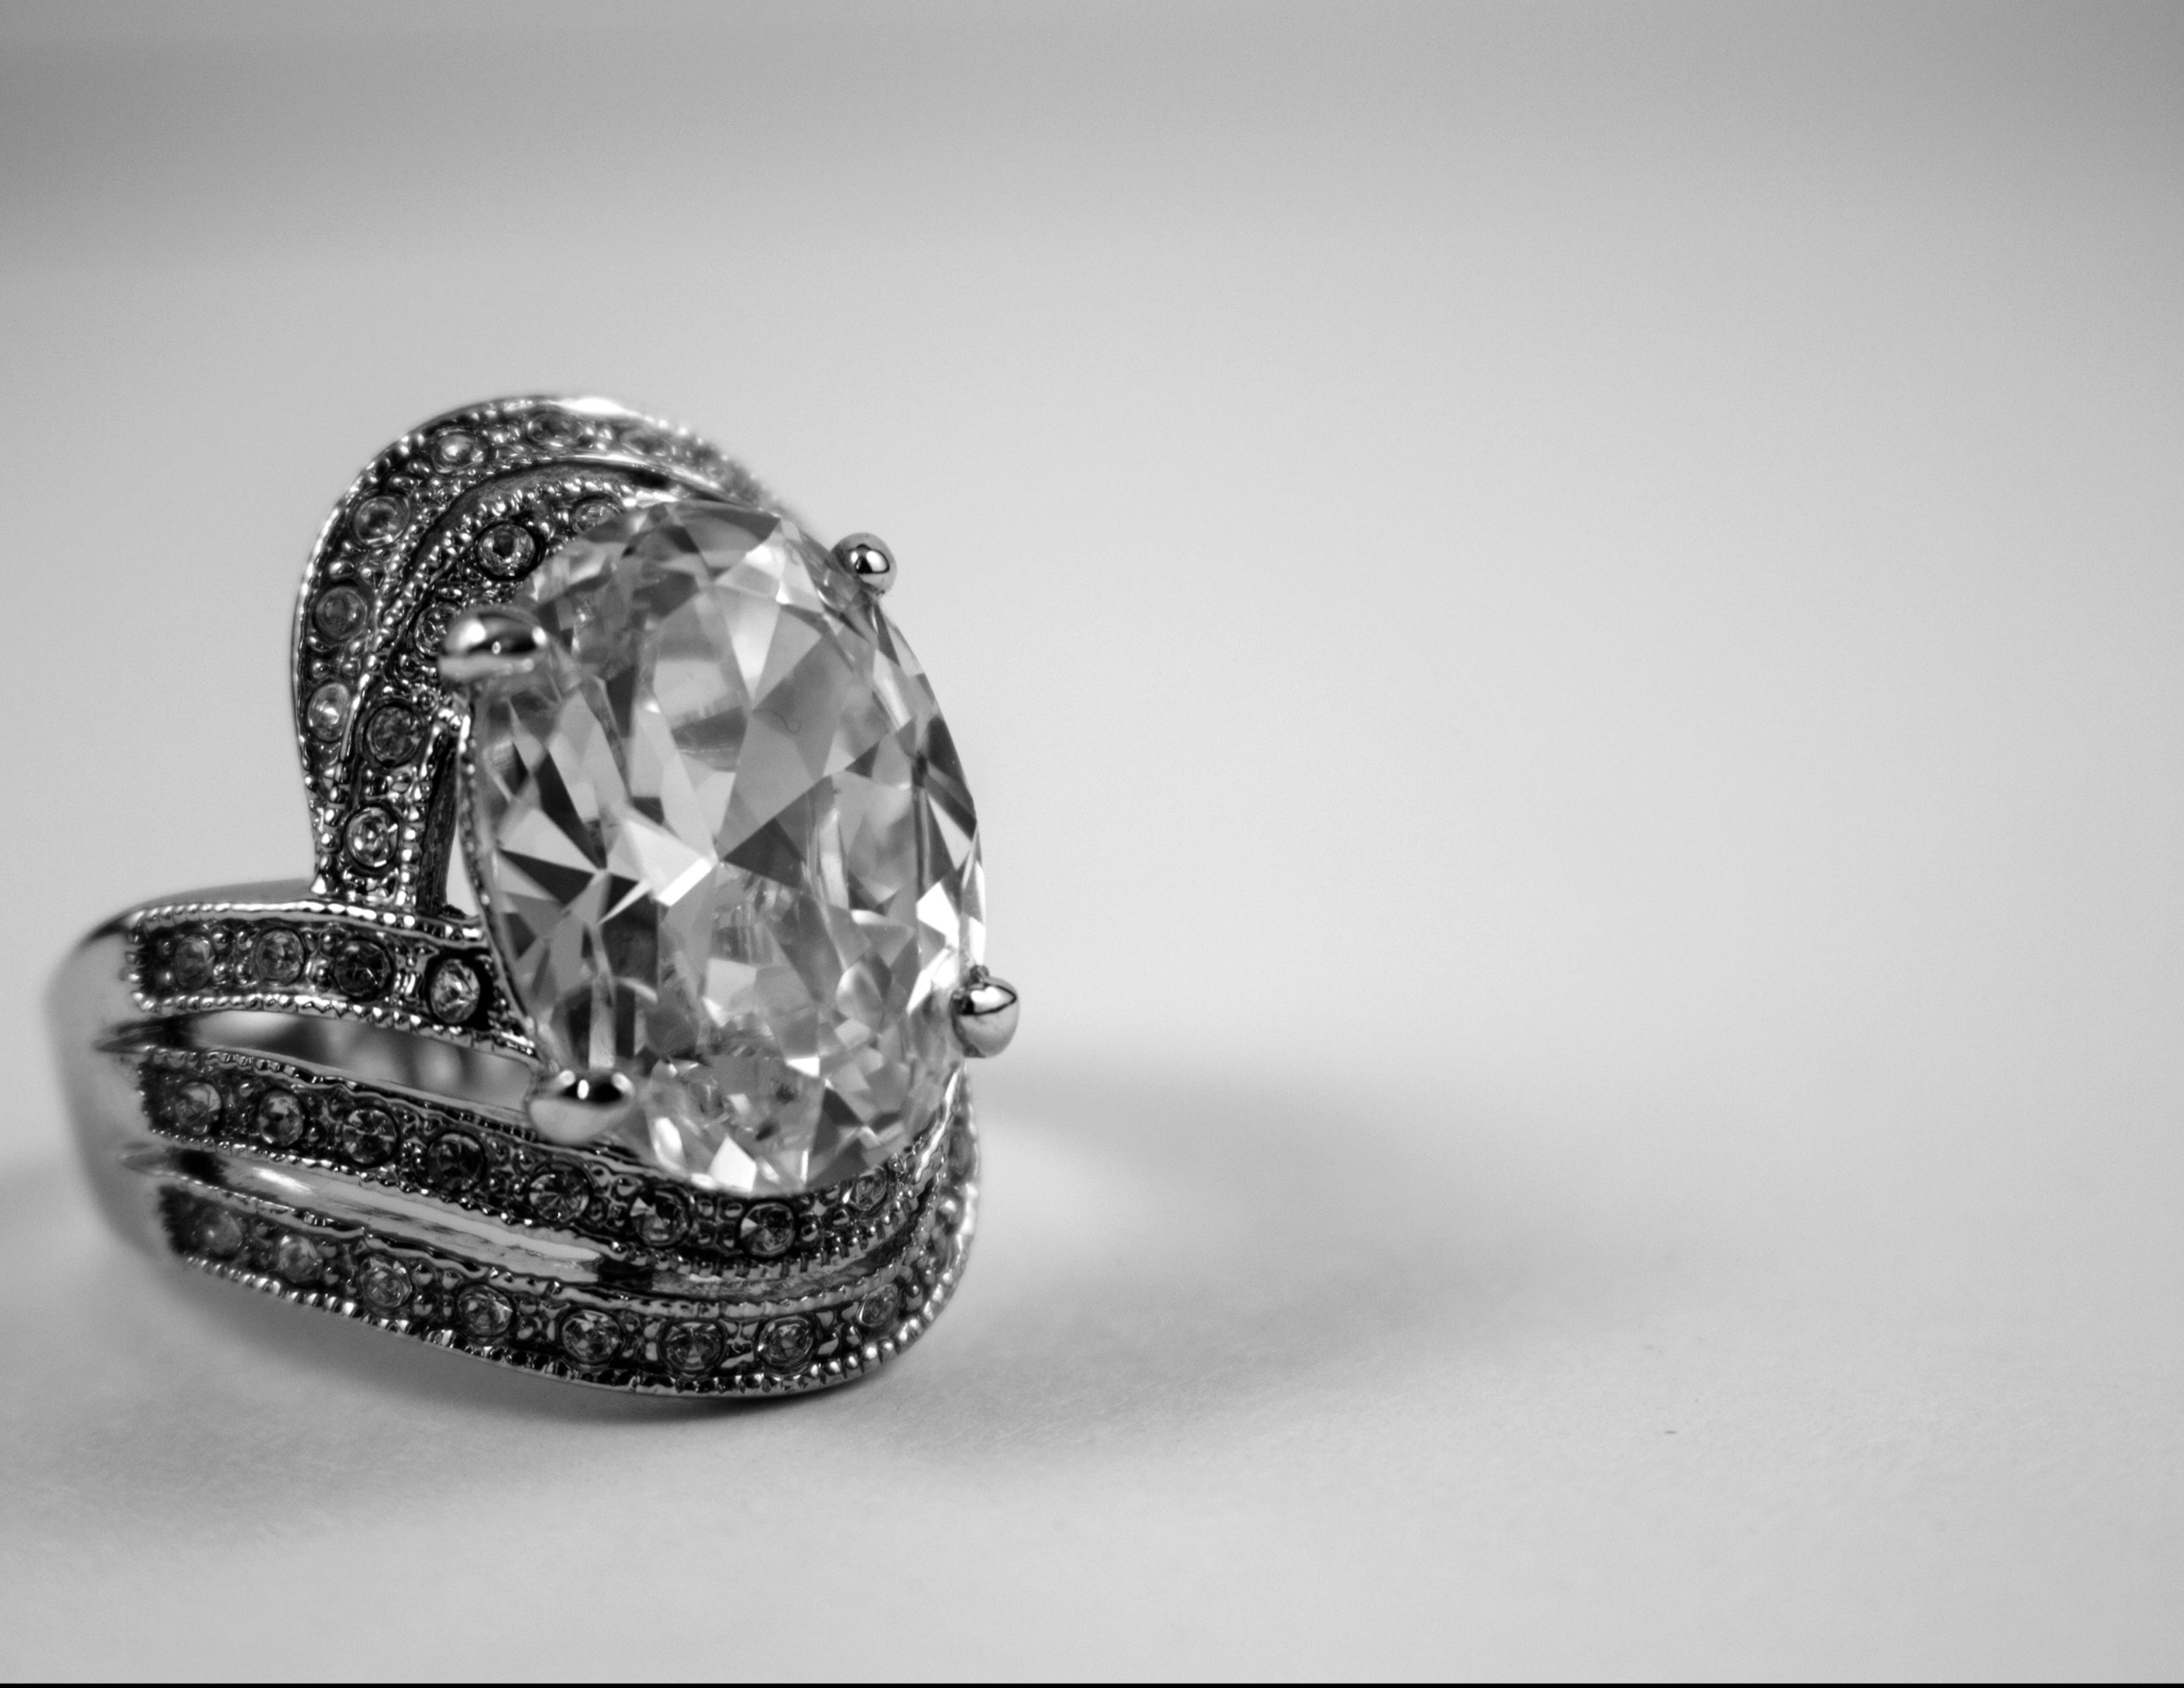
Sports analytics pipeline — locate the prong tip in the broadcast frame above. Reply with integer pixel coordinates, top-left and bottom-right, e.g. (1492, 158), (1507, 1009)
(527, 1068), (638, 1144)
(832, 532), (895, 594)
(440, 605), (548, 685)
(951, 967), (1020, 1058)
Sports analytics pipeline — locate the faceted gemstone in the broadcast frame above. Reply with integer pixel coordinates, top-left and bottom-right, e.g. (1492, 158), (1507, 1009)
(356, 1255), (411, 1311)
(252, 926), (305, 985)
(170, 933), (214, 989)
(331, 939), (391, 999)
(432, 429), (483, 469)
(345, 806), (396, 870)
(365, 703), (424, 765)
(456, 1284), (513, 1339)
(476, 523), (537, 579)
(427, 959), (481, 1025)
(341, 1106), (398, 1166)
(307, 681), (350, 740)
(559, 1309), (621, 1366)
(527, 1167), (589, 1226)
(313, 585), (370, 641)
(854, 1283), (900, 1330)
(427, 1131), (484, 1190)
(170, 1081), (220, 1135)
(254, 1089), (306, 1147)
(195, 1207), (244, 1258)
(739, 1202), (794, 1258)
(466, 499), (983, 1196)
(660, 1320), (724, 1374)
(626, 1187), (690, 1249)
(275, 1234), (320, 1285)
(846, 1168), (890, 1215)
(756, 1315), (814, 1372)
(352, 495), (406, 545)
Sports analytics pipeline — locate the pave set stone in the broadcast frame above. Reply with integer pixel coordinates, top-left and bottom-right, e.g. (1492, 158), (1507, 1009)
(137, 1046), (944, 1273)
(466, 500), (984, 1197)
(156, 1164), (972, 1393)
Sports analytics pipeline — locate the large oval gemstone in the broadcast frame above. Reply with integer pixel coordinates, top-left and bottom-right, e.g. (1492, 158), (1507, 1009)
(465, 499), (984, 1195)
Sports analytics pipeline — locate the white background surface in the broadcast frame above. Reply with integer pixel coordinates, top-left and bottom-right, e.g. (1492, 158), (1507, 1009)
(2, 2), (2181, 1677)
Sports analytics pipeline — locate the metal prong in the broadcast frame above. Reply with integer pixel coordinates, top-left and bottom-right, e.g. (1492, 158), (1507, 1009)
(950, 967), (1019, 1058)
(831, 532), (895, 595)
(527, 1068), (639, 1145)
(439, 605), (548, 685)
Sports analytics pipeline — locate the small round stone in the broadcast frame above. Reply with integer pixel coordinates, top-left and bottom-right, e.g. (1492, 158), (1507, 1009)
(626, 1187), (690, 1249)
(661, 1321), (724, 1375)
(571, 497), (621, 532)
(527, 412), (583, 450)
(169, 1080), (220, 1135)
(945, 1121), (977, 1181)
(475, 522), (538, 579)
(352, 494), (407, 545)
(307, 680), (352, 741)
(331, 939), (391, 999)
(456, 1284), (513, 1339)
(426, 1132), (484, 1191)
(427, 959), (481, 1025)
(756, 1315), (814, 1372)
(431, 430), (484, 469)
(739, 1203), (795, 1259)
(254, 1088), (306, 1147)
(847, 1168), (890, 1215)
(341, 1106), (399, 1167)
(356, 1254), (411, 1312)
(364, 703), (424, 765)
(275, 1234), (320, 1285)
(622, 427), (670, 457)
(195, 1207), (244, 1257)
(527, 1167), (589, 1227)
(344, 806), (397, 871)
(252, 926), (305, 985)
(313, 585), (370, 641)
(854, 1283), (901, 1330)
(559, 1309), (622, 1367)
(170, 932), (214, 989)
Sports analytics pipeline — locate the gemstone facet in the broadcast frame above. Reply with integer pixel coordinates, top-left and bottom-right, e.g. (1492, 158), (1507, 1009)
(465, 499), (983, 1196)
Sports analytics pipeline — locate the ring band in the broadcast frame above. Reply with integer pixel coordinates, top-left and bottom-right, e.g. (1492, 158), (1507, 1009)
(48, 396), (1017, 1396)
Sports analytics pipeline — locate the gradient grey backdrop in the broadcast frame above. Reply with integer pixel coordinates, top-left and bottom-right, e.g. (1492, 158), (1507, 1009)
(2, 2), (2180, 1678)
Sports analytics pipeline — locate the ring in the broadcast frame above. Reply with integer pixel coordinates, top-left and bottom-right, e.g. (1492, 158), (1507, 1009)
(47, 395), (1018, 1397)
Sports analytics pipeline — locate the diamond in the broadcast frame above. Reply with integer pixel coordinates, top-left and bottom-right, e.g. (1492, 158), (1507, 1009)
(313, 585), (370, 641)
(559, 1309), (620, 1366)
(306, 681), (351, 741)
(427, 959), (481, 1025)
(254, 1088), (306, 1146)
(341, 1106), (398, 1166)
(356, 1255), (411, 1311)
(331, 938), (391, 998)
(660, 1320), (724, 1374)
(847, 1168), (890, 1215)
(627, 1187), (690, 1248)
(252, 926), (305, 984)
(476, 523), (538, 579)
(169, 1080), (220, 1135)
(276, 1234), (320, 1285)
(195, 1207), (244, 1257)
(456, 1284), (513, 1339)
(466, 499), (984, 1196)
(345, 806), (396, 870)
(756, 1315), (814, 1372)
(739, 1202), (794, 1258)
(352, 495), (406, 545)
(170, 932), (214, 989)
(426, 1131), (484, 1189)
(570, 496), (620, 531)
(854, 1283), (899, 1329)
(364, 703), (424, 765)
(432, 430), (483, 469)
(527, 1166), (589, 1226)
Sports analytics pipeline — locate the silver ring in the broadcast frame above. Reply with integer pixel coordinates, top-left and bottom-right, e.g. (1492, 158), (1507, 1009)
(47, 395), (1018, 1397)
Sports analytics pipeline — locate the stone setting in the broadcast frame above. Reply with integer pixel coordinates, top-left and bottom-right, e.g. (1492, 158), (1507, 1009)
(464, 499), (984, 1196)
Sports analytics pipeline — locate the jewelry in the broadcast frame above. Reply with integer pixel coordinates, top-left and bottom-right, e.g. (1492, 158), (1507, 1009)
(48, 396), (1017, 1396)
